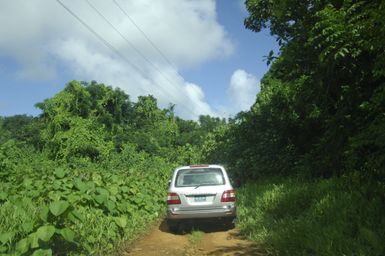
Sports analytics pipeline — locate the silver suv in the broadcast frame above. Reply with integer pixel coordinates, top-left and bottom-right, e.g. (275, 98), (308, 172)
(166, 165), (236, 232)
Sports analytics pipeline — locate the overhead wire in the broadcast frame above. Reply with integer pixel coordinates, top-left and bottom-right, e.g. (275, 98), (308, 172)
(56, 0), (147, 79)
(112, 0), (178, 70)
(84, 0), (196, 117)
(56, 0), (198, 118)
(85, 0), (183, 96)
(112, 0), (229, 118)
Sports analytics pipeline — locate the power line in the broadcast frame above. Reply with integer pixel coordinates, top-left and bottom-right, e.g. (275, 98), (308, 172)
(56, 0), (147, 79)
(112, 0), (178, 70)
(56, 0), (198, 118)
(85, 0), (197, 117)
(109, 0), (202, 117)
(85, 0), (181, 94)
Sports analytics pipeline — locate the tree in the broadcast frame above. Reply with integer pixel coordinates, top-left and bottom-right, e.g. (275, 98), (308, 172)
(216, 0), (385, 179)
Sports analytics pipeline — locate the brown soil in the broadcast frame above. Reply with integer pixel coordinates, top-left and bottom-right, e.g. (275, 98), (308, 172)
(121, 220), (269, 256)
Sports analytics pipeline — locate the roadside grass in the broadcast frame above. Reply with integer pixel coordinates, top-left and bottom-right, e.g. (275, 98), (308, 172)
(237, 175), (385, 256)
(188, 230), (204, 245)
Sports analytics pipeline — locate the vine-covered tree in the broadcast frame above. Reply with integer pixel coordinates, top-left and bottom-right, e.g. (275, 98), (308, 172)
(205, 0), (385, 180)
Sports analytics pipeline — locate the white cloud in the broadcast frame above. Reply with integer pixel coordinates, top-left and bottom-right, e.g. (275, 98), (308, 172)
(52, 38), (218, 119)
(228, 69), (260, 113)
(0, 0), (234, 119)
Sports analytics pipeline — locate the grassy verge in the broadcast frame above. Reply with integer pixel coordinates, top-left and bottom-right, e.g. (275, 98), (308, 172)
(236, 175), (385, 256)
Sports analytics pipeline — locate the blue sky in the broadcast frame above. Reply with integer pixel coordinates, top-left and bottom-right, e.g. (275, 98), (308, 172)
(0, 0), (277, 120)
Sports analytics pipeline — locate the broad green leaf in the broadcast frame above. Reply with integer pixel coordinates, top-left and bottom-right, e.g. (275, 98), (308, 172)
(48, 192), (61, 202)
(16, 237), (30, 254)
(110, 174), (119, 182)
(29, 190), (40, 198)
(105, 200), (116, 212)
(0, 245), (7, 252)
(144, 204), (152, 211)
(52, 180), (62, 190)
(54, 168), (66, 179)
(39, 206), (49, 222)
(36, 225), (55, 242)
(59, 228), (75, 242)
(83, 242), (93, 253)
(23, 178), (33, 188)
(22, 222), (34, 233)
(70, 209), (85, 222)
(86, 181), (95, 191)
(120, 186), (129, 192)
(49, 200), (69, 216)
(96, 188), (109, 196)
(0, 191), (7, 201)
(64, 181), (73, 189)
(67, 194), (80, 204)
(94, 194), (108, 204)
(28, 232), (39, 249)
(114, 216), (127, 228)
(92, 173), (103, 186)
(109, 185), (119, 195)
(0, 232), (13, 244)
(67, 213), (77, 224)
(32, 248), (52, 256)
(14, 197), (31, 208)
(74, 179), (87, 192)
(87, 236), (96, 243)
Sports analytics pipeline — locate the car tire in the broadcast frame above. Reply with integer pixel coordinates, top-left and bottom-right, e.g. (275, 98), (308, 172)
(167, 220), (179, 233)
(224, 217), (235, 229)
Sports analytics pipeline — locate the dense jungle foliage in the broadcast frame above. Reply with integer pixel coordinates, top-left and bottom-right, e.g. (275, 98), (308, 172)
(1, 0), (384, 255)
(205, 0), (385, 181)
(0, 81), (225, 255)
(203, 0), (385, 255)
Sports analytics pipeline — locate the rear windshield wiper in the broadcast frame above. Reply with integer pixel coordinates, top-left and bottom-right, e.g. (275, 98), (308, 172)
(194, 184), (218, 188)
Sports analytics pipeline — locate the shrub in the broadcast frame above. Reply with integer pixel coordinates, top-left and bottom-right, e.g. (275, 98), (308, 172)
(0, 146), (172, 255)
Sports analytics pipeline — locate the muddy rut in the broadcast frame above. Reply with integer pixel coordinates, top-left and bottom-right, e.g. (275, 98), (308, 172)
(121, 220), (268, 256)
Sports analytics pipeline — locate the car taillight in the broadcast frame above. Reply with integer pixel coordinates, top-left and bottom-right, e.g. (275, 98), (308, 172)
(167, 192), (181, 204)
(190, 165), (209, 168)
(221, 190), (236, 202)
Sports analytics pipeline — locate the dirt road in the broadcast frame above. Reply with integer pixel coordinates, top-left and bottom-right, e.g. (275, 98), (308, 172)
(121, 220), (268, 256)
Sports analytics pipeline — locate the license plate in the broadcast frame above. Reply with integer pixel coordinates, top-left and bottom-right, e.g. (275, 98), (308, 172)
(194, 196), (206, 202)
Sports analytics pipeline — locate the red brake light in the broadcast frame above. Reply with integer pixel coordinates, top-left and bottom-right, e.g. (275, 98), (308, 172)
(167, 192), (181, 204)
(190, 165), (209, 168)
(221, 190), (236, 202)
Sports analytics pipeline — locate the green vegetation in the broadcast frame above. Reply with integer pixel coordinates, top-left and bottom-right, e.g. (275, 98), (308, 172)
(0, 81), (222, 255)
(237, 176), (385, 255)
(205, 0), (385, 181)
(188, 230), (204, 245)
(1, 0), (384, 255)
(202, 0), (385, 255)
(0, 146), (170, 255)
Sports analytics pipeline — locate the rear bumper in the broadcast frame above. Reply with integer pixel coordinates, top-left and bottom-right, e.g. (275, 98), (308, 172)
(167, 203), (236, 220)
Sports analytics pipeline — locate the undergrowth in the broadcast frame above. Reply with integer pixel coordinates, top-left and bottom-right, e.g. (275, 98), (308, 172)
(237, 175), (385, 256)
(0, 143), (173, 255)
(188, 230), (204, 245)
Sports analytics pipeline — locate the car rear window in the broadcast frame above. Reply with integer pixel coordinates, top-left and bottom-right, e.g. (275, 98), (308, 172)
(175, 168), (225, 187)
